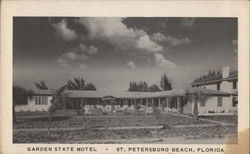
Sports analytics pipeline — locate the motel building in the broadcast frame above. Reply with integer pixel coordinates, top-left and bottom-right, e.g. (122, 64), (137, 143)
(191, 66), (238, 115)
(15, 79), (237, 116)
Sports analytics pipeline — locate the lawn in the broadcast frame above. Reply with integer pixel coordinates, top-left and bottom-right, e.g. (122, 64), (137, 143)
(14, 114), (210, 129)
(13, 125), (237, 143)
(13, 113), (238, 144)
(199, 115), (238, 124)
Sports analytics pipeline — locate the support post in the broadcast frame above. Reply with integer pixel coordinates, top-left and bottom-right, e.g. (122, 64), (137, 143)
(158, 98), (161, 110)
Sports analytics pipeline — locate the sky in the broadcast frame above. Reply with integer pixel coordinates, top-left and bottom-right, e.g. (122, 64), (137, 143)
(13, 17), (238, 92)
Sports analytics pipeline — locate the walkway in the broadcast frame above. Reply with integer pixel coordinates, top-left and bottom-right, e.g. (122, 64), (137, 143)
(165, 112), (236, 126)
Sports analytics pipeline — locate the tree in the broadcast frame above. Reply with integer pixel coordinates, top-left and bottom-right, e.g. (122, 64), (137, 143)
(67, 77), (85, 90)
(128, 81), (138, 92)
(149, 84), (161, 92)
(35, 80), (48, 90)
(66, 77), (96, 90)
(13, 86), (33, 123)
(49, 85), (68, 120)
(137, 81), (148, 92)
(128, 81), (162, 92)
(184, 88), (209, 121)
(85, 83), (96, 91)
(160, 73), (172, 91)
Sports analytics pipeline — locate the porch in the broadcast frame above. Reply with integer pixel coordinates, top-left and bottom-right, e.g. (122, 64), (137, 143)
(61, 96), (187, 115)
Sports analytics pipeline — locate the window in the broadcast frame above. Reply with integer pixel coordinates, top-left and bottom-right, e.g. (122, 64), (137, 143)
(128, 100), (132, 107)
(35, 96), (39, 105)
(233, 81), (237, 89)
(43, 96), (48, 105)
(200, 100), (205, 107)
(217, 97), (223, 107)
(217, 83), (220, 90)
(120, 100), (124, 107)
(35, 96), (48, 105)
(232, 97), (238, 107)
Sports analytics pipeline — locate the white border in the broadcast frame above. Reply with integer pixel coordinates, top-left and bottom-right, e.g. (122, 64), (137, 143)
(1, 1), (249, 154)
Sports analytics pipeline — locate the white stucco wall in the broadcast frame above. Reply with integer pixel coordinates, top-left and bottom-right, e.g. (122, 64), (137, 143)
(198, 80), (237, 93)
(220, 80), (234, 92)
(182, 101), (193, 114)
(200, 84), (217, 90)
(182, 96), (237, 115)
(15, 96), (52, 112)
(197, 96), (237, 115)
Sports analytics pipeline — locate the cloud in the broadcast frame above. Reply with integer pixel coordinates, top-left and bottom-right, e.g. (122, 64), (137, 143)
(154, 53), (176, 68)
(151, 33), (167, 42)
(61, 51), (89, 61)
(87, 45), (98, 54)
(57, 50), (89, 67)
(78, 18), (138, 41)
(79, 64), (87, 69)
(62, 52), (77, 60)
(181, 37), (191, 44)
(77, 17), (163, 53)
(52, 19), (78, 41)
(56, 58), (68, 67)
(126, 61), (136, 69)
(78, 54), (90, 60)
(232, 39), (238, 53)
(79, 44), (87, 51)
(181, 18), (196, 28)
(79, 44), (99, 55)
(151, 33), (191, 46)
(76, 18), (180, 68)
(136, 35), (163, 52)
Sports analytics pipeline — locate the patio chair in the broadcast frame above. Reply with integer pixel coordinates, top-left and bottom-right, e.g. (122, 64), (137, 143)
(85, 109), (91, 116)
(146, 107), (153, 115)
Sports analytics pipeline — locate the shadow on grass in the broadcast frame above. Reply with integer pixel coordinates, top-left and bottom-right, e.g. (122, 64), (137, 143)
(19, 116), (72, 122)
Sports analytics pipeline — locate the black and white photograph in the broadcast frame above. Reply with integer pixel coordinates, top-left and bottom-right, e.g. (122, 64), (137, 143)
(13, 17), (238, 144)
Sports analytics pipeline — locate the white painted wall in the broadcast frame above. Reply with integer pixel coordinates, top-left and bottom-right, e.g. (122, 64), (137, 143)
(220, 80), (233, 92)
(182, 96), (237, 115)
(15, 96), (52, 112)
(195, 79), (238, 115)
(197, 96), (237, 115)
(182, 101), (193, 114)
(200, 84), (217, 90)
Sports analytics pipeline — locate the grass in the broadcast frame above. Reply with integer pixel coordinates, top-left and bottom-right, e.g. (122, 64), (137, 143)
(13, 113), (238, 143)
(14, 114), (211, 129)
(13, 125), (237, 143)
(199, 115), (238, 124)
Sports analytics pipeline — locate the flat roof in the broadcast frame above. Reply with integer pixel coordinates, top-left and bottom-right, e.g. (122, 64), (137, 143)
(32, 87), (234, 98)
(192, 71), (238, 86)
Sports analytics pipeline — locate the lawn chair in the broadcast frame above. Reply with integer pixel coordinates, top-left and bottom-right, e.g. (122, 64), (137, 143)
(85, 108), (91, 116)
(146, 107), (153, 115)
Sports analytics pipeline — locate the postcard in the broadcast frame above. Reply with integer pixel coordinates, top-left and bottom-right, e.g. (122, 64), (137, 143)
(1, 1), (249, 153)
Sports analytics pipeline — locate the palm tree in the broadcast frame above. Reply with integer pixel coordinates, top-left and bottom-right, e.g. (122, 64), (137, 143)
(13, 86), (33, 123)
(160, 73), (172, 91)
(128, 81), (138, 92)
(66, 77), (96, 90)
(66, 77), (85, 90)
(149, 84), (161, 92)
(84, 83), (96, 90)
(34, 80), (49, 89)
(49, 85), (68, 120)
(184, 88), (209, 121)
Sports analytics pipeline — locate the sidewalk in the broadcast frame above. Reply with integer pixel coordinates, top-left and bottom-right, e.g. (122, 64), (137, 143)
(165, 112), (236, 126)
